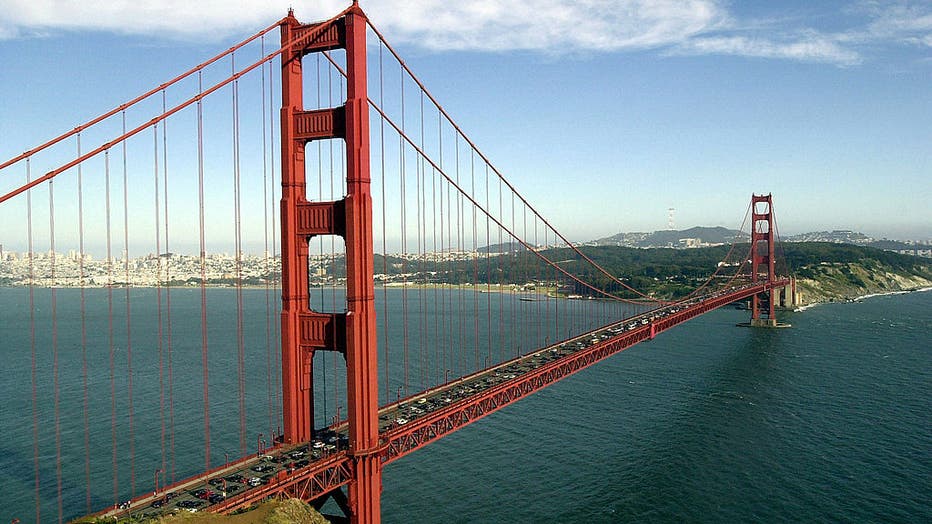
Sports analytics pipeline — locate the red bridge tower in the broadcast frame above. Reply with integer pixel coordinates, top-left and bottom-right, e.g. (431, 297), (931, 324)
(748, 193), (788, 327)
(279, 4), (381, 522)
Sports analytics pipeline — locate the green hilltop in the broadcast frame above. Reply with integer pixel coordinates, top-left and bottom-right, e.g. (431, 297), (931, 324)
(361, 242), (932, 304)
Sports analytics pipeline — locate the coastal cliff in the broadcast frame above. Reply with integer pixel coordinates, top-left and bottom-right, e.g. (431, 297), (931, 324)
(793, 261), (932, 305)
(778, 242), (931, 305)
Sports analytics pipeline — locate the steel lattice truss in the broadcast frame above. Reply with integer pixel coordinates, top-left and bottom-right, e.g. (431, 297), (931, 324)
(215, 456), (353, 513)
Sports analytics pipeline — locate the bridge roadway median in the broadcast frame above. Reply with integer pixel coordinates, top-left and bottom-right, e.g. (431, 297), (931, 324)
(88, 282), (783, 518)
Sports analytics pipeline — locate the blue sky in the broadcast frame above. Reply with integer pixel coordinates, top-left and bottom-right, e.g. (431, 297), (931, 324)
(1, 0), (930, 248)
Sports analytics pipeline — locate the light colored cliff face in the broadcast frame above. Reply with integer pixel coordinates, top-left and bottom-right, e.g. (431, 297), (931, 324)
(794, 262), (932, 305)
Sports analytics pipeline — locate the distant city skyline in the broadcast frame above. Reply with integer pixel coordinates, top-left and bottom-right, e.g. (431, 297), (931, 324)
(1, 1), (930, 249)
(3, 224), (929, 263)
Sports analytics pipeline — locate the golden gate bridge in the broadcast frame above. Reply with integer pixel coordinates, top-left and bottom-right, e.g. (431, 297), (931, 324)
(0, 3), (792, 522)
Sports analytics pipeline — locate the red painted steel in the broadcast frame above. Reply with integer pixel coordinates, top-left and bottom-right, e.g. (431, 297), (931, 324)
(750, 194), (778, 325)
(90, 278), (788, 517)
(279, 5), (381, 522)
(0, 6), (362, 208)
(214, 455), (354, 513)
(363, 19), (659, 303)
(207, 284), (789, 516)
(0, 21), (283, 172)
(280, 10), (315, 446)
(341, 5), (383, 523)
(378, 282), (787, 464)
(54, 7), (792, 519)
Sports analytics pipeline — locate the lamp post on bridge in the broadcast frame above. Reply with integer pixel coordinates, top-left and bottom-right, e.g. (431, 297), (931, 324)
(154, 468), (163, 497)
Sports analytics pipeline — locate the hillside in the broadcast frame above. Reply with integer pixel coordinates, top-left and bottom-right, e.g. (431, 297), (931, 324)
(591, 226), (746, 248)
(411, 243), (931, 303)
(317, 242), (932, 304)
(781, 243), (932, 304)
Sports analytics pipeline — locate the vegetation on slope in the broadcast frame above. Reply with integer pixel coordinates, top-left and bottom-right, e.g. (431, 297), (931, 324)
(72, 499), (330, 524)
(319, 242), (932, 303)
(780, 243), (932, 303)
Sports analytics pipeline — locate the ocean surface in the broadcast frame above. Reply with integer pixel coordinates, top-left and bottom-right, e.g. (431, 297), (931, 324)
(0, 288), (929, 522)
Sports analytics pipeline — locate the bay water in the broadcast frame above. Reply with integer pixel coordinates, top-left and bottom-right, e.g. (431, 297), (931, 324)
(0, 288), (928, 522)
(381, 291), (931, 523)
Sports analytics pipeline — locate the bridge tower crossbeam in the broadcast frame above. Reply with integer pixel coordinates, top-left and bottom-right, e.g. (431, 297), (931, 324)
(279, 5), (381, 522)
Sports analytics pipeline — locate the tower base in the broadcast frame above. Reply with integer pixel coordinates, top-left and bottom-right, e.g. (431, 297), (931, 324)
(737, 318), (791, 328)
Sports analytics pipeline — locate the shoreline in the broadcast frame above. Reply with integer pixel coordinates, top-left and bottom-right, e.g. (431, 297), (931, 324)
(794, 285), (931, 312)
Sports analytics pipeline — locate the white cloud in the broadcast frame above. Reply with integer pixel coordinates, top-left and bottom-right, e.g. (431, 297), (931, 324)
(0, 23), (17, 39)
(0, 0), (727, 49)
(0, 0), (928, 64)
(0, 0), (343, 39)
(861, 0), (932, 40)
(676, 33), (862, 66)
(369, 0), (728, 52)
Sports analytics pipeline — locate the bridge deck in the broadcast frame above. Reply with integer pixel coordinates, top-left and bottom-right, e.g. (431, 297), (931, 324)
(94, 281), (786, 519)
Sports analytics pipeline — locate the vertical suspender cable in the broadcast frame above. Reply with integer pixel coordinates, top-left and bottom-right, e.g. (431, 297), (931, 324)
(522, 204), (528, 354)
(438, 141), (447, 383)
(535, 217), (541, 338)
(78, 134), (91, 513)
(121, 111), (137, 498)
(546, 226), (553, 344)
(268, 51), (282, 435)
(232, 51), (248, 456)
(316, 55), (328, 426)
(432, 112), (440, 385)
(325, 63), (335, 423)
(416, 90), (425, 390)
(471, 150), (478, 371)
(485, 163), (492, 367)
(498, 176), (504, 362)
(105, 149), (118, 506)
(197, 70), (211, 473)
(447, 168), (454, 377)
(162, 89), (176, 481)
(455, 120), (463, 376)
(76, 133), (91, 513)
(335, 73), (344, 420)
(152, 123), (166, 484)
(434, 114), (450, 382)
(50, 173), (62, 522)
(379, 40), (391, 402)
(400, 67), (409, 396)
(331, 65), (343, 421)
(27, 160), (39, 522)
(510, 192), (516, 359)
(261, 36), (276, 437)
